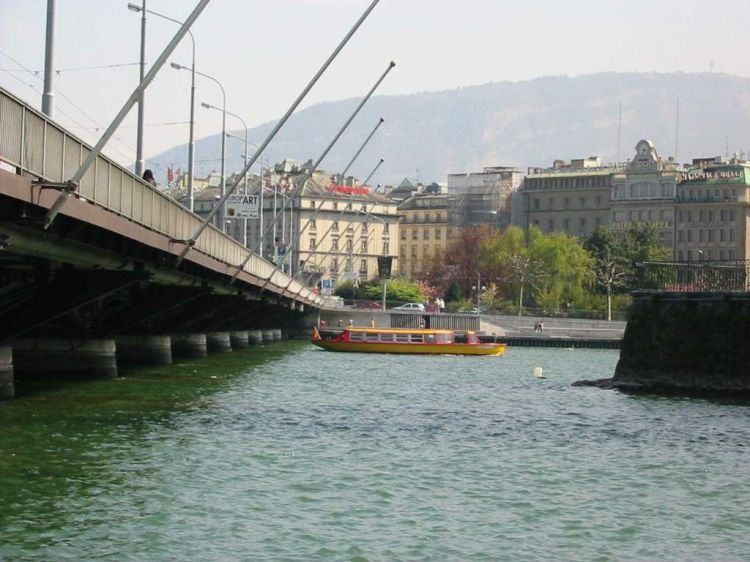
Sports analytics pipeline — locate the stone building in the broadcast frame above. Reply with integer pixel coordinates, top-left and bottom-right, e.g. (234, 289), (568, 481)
(519, 156), (618, 236)
(674, 159), (750, 261)
(397, 193), (453, 279)
(610, 140), (678, 248)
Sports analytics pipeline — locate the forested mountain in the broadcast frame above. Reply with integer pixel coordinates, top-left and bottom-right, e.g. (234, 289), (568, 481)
(148, 72), (750, 186)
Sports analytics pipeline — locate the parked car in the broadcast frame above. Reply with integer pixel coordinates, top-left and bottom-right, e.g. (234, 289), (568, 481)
(391, 302), (426, 311)
(355, 300), (383, 310)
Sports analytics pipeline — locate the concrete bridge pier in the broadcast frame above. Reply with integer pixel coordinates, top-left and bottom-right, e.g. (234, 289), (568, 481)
(248, 330), (263, 345)
(272, 329), (283, 341)
(171, 334), (208, 359)
(0, 346), (13, 399)
(115, 335), (172, 365)
(11, 338), (118, 379)
(261, 329), (275, 343)
(206, 332), (232, 352)
(230, 331), (249, 349)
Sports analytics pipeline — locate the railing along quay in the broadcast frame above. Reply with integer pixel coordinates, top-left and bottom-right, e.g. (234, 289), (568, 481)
(635, 260), (750, 292)
(0, 86), (320, 306)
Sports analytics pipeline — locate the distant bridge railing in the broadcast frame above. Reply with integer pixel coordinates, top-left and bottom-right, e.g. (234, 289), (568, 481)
(635, 260), (750, 292)
(0, 86), (319, 306)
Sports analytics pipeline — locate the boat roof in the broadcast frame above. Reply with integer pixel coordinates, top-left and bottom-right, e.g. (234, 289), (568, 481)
(346, 327), (461, 335)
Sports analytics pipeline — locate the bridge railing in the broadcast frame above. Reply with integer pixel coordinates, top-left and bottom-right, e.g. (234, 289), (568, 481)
(634, 260), (750, 292)
(0, 87), (318, 306)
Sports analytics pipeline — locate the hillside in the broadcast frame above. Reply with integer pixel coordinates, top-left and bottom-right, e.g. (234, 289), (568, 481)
(147, 72), (750, 185)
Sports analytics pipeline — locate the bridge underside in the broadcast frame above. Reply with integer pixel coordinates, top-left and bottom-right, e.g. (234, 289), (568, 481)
(0, 169), (316, 342)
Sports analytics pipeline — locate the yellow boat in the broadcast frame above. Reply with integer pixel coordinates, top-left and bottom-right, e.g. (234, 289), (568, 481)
(311, 327), (507, 356)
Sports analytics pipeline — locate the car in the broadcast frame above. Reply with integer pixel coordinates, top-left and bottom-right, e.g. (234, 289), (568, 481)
(355, 300), (383, 310)
(391, 302), (426, 311)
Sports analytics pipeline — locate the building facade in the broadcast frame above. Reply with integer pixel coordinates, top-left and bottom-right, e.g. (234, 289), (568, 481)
(674, 160), (750, 261)
(397, 193), (453, 279)
(610, 140), (678, 248)
(519, 157), (617, 236)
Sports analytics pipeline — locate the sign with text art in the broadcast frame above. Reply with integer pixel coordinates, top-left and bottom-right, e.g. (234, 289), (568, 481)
(377, 256), (393, 279)
(226, 194), (259, 218)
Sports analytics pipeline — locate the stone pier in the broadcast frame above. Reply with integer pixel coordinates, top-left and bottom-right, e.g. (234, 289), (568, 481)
(230, 331), (249, 349)
(171, 333), (208, 358)
(115, 335), (172, 365)
(248, 330), (263, 345)
(261, 329), (274, 343)
(206, 332), (232, 352)
(11, 338), (118, 379)
(272, 329), (282, 341)
(0, 346), (13, 399)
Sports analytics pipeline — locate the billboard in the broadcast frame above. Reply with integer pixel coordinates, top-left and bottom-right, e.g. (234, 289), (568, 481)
(226, 194), (259, 218)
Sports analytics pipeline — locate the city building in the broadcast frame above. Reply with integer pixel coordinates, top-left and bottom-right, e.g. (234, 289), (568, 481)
(610, 140), (679, 248)
(447, 165), (522, 229)
(674, 158), (750, 261)
(397, 192), (453, 279)
(519, 156), (618, 236)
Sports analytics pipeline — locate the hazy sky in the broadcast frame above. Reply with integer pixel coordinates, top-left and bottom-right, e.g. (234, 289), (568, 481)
(2, 0), (750, 171)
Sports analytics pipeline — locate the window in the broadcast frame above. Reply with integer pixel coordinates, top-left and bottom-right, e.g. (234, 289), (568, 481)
(533, 198), (540, 210)
(400, 229), (406, 240)
(563, 218), (570, 231)
(360, 258), (367, 273)
(309, 218), (317, 230)
(333, 202), (338, 210)
(729, 229), (736, 242)
(361, 239), (368, 253)
(596, 196), (602, 207)
(423, 228), (430, 240)
(549, 198), (556, 210)
(678, 230), (685, 242)
(331, 257), (338, 271)
(362, 222), (369, 233)
(579, 217), (586, 231)
(350, 332), (365, 342)
(564, 197), (570, 209)
(547, 219), (554, 232)
(410, 334), (424, 343)
(310, 200), (316, 209)
(333, 220), (339, 232)
(346, 239), (353, 252)
(720, 229), (726, 242)
(411, 245), (417, 257)
(309, 237), (316, 250)
(395, 333), (409, 343)
(380, 333), (394, 343)
(423, 245), (429, 257)
(399, 246), (405, 258)
(708, 229), (714, 242)
(579, 197), (585, 209)
(435, 228), (442, 239)
(332, 238), (339, 251)
(412, 229), (418, 240)
(382, 241), (388, 255)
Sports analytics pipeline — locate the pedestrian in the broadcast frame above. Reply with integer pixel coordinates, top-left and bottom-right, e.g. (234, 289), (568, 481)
(348, 319), (354, 327)
(539, 320), (544, 333)
(337, 319), (343, 327)
(142, 169), (157, 187)
(320, 319), (326, 327)
(369, 318), (375, 328)
(534, 321), (540, 333)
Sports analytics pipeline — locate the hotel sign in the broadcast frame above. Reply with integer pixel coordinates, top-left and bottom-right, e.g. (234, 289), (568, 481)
(679, 167), (746, 185)
(328, 184), (369, 195)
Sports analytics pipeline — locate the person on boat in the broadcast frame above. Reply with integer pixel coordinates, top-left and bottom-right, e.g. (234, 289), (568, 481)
(337, 319), (343, 327)
(348, 319), (354, 327)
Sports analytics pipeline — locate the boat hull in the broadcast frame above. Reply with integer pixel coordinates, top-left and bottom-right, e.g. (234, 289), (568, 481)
(312, 340), (506, 356)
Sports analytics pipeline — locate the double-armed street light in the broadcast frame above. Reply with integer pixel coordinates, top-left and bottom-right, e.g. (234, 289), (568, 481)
(128, 2), (198, 210)
(172, 63), (226, 229)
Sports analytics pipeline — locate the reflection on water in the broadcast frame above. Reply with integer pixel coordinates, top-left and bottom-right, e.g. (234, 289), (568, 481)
(1, 343), (748, 561)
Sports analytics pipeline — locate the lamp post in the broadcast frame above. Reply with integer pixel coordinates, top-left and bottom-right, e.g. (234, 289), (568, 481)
(472, 272), (485, 315)
(127, 0), (147, 177)
(174, 63), (226, 229)
(204, 106), (247, 244)
(226, 132), (266, 253)
(129, 2), (197, 210)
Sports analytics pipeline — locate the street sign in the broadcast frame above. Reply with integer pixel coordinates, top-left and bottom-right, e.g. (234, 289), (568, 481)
(226, 194), (259, 218)
(321, 278), (333, 296)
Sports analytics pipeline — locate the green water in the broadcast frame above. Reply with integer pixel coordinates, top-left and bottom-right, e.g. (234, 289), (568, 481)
(1, 343), (748, 561)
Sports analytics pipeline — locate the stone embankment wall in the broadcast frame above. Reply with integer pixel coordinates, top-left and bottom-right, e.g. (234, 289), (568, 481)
(613, 292), (750, 394)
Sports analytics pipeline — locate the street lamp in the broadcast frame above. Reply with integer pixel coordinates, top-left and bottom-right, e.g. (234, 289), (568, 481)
(129, 3), (197, 211)
(173, 63), (226, 230)
(227, 131), (266, 254)
(472, 272), (485, 315)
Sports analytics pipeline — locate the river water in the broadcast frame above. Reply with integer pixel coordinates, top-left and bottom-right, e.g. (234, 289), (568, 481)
(1, 342), (748, 561)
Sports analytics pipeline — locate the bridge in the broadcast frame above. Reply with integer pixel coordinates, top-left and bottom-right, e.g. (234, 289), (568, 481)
(0, 86), (322, 398)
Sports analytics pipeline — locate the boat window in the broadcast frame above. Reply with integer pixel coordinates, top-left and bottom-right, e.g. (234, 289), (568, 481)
(380, 333), (394, 343)
(436, 334), (451, 344)
(349, 332), (365, 342)
(410, 334), (424, 343)
(395, 333), (409, 343)
(426, 334), (436, 344)
(366, 332), (379, 342)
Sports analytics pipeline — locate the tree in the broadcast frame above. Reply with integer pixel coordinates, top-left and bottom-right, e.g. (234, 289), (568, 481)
(363, 278), (423, 304)
(584, 227), (629, 321)
(480, 226), (546, 315)
(443, 225), (499, 294)
(531, 232), (593, 313)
